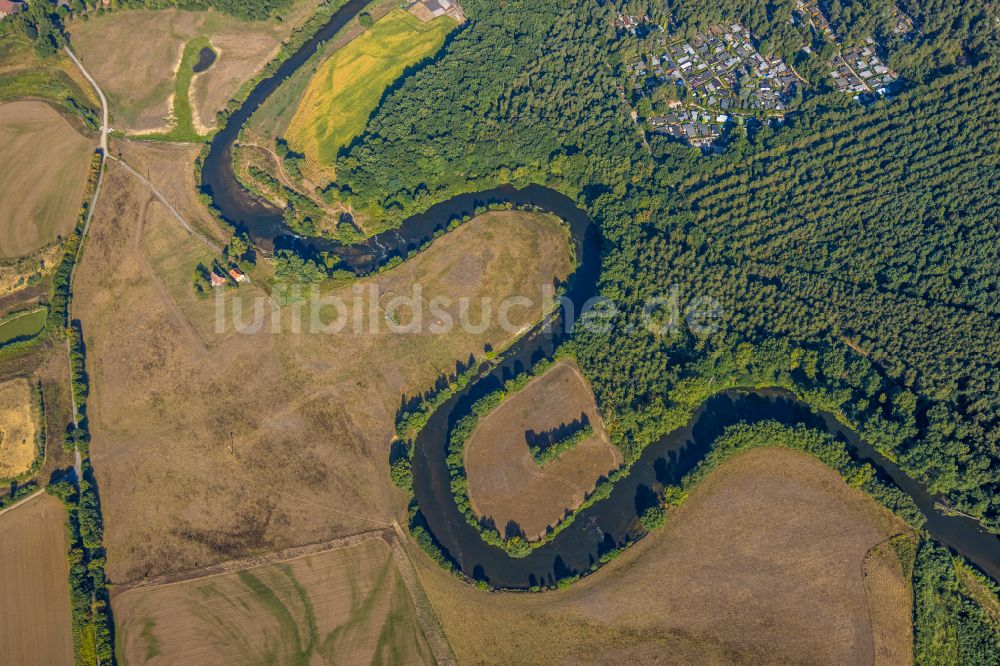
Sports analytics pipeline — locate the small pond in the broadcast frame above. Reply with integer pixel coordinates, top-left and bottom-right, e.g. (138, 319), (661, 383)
(0, 308), (47, 347)
(192, 47), (217, 73)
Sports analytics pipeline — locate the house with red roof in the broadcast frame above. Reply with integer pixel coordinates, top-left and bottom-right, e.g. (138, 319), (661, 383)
(0, 0), (25, 18)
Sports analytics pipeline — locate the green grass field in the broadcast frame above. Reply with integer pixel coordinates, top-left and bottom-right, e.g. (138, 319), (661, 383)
(134, 37), (213, 142)
(0, 308), (47, 347)
(285, 9), (456, 176)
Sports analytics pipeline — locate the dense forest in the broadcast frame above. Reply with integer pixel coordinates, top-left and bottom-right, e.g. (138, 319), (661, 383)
(335, 0), (999, 538)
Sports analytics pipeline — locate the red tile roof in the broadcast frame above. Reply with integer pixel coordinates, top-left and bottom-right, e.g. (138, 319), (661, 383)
(0, 0), (24, 15)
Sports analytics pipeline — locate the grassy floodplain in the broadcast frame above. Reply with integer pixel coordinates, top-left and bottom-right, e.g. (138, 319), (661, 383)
(74, 153), (573, 583)
(286, 8), (457, 177)
(135, 37), (214, 142)
(415, 447), (916, 664)
(68, 2), (328, 134)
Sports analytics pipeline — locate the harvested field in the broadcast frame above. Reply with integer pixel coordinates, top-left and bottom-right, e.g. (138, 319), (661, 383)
(414, 447), (913, 665)
(863, 537), (915, 665)
(0, 378), (39, 479)
(0, 492), (75, 666)
(113, 536), (433, 665)
(0, 101), (95, 258)
(286, 9), (457, 176)
(68, 2), (325, 133)
(74, 139), (574, 582)
(464, 359), (621, 540)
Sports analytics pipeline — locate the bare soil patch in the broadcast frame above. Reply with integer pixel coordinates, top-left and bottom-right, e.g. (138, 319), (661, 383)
(464, 359), (621, 540)
(74, 142), (574, 583)
(0, 101), (95, 258)
(0, 378), (38, 479)
(414, 447), (911, 665)
(0, 492), (74, 665)
(113, 536), (433, 665)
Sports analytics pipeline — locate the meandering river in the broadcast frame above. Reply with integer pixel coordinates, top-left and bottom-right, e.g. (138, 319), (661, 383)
(199, 0), (1000, 588)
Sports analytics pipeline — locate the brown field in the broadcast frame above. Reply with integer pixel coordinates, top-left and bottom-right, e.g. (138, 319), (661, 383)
(113, 536), (433, 665)
(75, 140), (574, 583)
(0, 378), (38, 479)
(464, 359), (622, 540)
(863, 537), (915, 665)
(0, 492), (75, 665)
(0, 101), (95, 258)
(412, 447), (913, 665)
(68, 1), (325, 133)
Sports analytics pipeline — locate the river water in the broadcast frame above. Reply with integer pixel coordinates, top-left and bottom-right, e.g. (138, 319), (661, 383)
(198, 0), (1000, 588)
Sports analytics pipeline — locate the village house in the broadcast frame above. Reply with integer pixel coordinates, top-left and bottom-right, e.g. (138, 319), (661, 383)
(0, 0), (24, 19)
(228, 268), (248, 283)
(210, 272), (227, 288)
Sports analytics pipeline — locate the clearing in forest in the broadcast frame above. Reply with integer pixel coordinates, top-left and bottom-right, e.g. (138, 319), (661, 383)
(0, 101), (94, 258)
(285, 8), (457, 177)
(464, 359), (622, 540)
(0, 492), (75, 666)
(112, 537), (434, 665)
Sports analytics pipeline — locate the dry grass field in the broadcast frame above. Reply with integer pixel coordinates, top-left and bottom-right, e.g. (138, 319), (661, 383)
(0, 492), (75, 666)
(113, 536), (433, 665)
(464, 359), (622, 540)
(0, 378), (39, 479)
(0, 244), (63, 302)
(413, 447), (913, 665)
(863, 537), (915, 665)
(286, 9), (457, 176)
(68, 1), (325, 133)
(0, 101), (94, 258)
(75, 140), (574, 583)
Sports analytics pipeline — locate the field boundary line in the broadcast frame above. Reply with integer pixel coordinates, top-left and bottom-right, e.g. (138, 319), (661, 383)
(0, 489), (45, 517)
(391, 521), (459, 666)
(110, 528), (392, 596)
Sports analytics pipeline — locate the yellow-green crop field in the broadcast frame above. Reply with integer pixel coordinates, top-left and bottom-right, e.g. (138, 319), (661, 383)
(286, 9), (456, 176)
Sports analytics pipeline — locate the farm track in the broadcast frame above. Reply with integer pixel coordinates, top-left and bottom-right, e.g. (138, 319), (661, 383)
(110, 528), (393, 594)
(109, 156), (222, 254)
(0, 489), (44, 517)
(110, 522), (460, 665)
